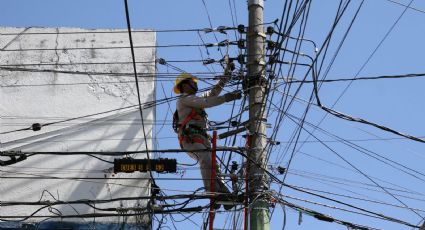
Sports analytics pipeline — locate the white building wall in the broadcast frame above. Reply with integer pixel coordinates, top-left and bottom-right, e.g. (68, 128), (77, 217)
(0, 27), (156, 226)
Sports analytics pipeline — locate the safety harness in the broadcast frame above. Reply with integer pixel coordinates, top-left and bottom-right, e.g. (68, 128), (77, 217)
(173, 108), (209, 146)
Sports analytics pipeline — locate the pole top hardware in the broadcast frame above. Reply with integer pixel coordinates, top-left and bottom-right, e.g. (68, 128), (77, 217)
(248, 0), (264, 8)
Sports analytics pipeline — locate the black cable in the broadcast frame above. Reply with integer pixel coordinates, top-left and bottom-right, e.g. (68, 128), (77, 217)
(0, 59), (208, 67)
(283, 72), (425, 83)
(288, 113), (425, 183)
(276, 199), (382, 230)
(123, 2), (158, 225)
(385, 0), (425, 13)
(200, 0), (224, 57)
(284, 114), (425, 220)
(1, 44), (209, 52)
(280, 203), (287, 230)
(2, 27), (32, 50)
(266, 0), (326, 160)
(268, 0), (362, 174)
(0, 27), (239, 36)
(287, 168), (425, 198)
(218, 146), (421, 228)
(0, 66), (225, 76)
(310, 0), (423, 145)
(271, 1), (315, 185)
(319, 105), (425, 144)
(268, 89), (425, 211)
(293, 184), (425, 208)
(0, 147), (244, 157)
(1, 83), (239, 135)
(0, 206), (206, 220)
(2, 194), (215, 207)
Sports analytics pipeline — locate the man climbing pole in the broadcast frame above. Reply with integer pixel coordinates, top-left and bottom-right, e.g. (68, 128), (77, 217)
(173, 63), (241, 209)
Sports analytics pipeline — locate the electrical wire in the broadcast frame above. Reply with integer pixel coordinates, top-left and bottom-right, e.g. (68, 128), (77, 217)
(0, 27), (238, 36)
(283, 113), (425, 220)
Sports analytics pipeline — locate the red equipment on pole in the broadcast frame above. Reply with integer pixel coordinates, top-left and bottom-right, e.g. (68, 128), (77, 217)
(244, 134), (252, 230)
(209, 130), (218, 230)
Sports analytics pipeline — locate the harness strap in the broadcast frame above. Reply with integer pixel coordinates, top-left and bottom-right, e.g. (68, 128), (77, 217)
(178, 108), (209, 145)
(179, 135), (206, 145)
(180, 108), (197, 131)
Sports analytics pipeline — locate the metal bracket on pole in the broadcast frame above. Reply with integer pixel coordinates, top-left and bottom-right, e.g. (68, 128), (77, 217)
(248, 0), (264, 8)
(247, 31), (267, 39)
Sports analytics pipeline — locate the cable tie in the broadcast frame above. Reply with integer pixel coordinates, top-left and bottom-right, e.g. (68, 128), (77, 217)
(157, 58), (167, 65)
(202, 58), (216, 65)
(231, 161), (238, 171)
(267, 40), (276, 49)
(268, 55), (277, 64)
(313, 213), (334, 222)
(32, 123), (42, 131)
(1, 150), (22, 156)
(204, 43), (215, 48)
(268, 139), (280, 146)
(216, 26), (228, 34)
(217, 39), (230, 47)
(43, 200), (52, 205)
(298, 211), (303, 225)
(203, 26), (228, 34)
(266, 26), (274, 35)
(230, 121), (239, 127)
(277, 166), (285, 174)
(237, 39), (246, 49)
(237, 24), (245, 33)
(230, 54), (245, 64)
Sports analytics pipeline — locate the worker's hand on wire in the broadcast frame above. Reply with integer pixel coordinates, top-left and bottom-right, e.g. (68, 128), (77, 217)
(224, 90), (242, 102)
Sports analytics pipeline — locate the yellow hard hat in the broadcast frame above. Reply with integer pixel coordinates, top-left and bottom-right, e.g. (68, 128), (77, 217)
(173, 73), (198, 94)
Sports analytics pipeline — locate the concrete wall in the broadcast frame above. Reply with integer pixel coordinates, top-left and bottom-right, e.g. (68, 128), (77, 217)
(0, 27), (156, 228)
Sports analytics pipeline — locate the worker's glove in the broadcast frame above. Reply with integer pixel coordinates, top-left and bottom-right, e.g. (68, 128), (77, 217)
(224, 90), (242, 102)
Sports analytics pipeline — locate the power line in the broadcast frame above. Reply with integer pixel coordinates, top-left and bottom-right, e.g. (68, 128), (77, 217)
(1, 44), (203, 52)
(0, 59), (200, 67)
(282, 183), (419, 228)
(384, 0), (425, 14)
(0, 83), (239, 135)
(0, 26), (238, 36)
(286, 113), (425, 183)
(290, 185), (425, 210)
(285, 114), (425, 220)
(1, 194), (214, 207)
(220, 143), (421, 228)
(279, 193), (410, 225)
(284, 72), (425, 83)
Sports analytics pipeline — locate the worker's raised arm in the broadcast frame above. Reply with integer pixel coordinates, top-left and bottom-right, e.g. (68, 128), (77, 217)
(179, 94), (226, 109)
(200, 78), (228, 98)
(180, 91), (242, 109)
(200, 62), (235, 98)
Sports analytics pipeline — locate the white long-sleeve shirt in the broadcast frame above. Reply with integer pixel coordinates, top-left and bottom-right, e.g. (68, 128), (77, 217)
(176, 78), (228, 129)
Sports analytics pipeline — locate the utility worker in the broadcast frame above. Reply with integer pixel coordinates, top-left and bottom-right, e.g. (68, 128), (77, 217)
(173, 68), (242, 200)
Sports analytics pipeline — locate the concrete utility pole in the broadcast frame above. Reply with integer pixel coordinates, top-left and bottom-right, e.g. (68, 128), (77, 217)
(247, 0), (270, 229)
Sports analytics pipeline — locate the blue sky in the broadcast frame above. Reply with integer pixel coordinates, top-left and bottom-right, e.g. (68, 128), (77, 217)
(2, 0), (425, 229)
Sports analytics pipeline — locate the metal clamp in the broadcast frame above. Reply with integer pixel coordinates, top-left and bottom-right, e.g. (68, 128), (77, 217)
(248, 0), (264, 8)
